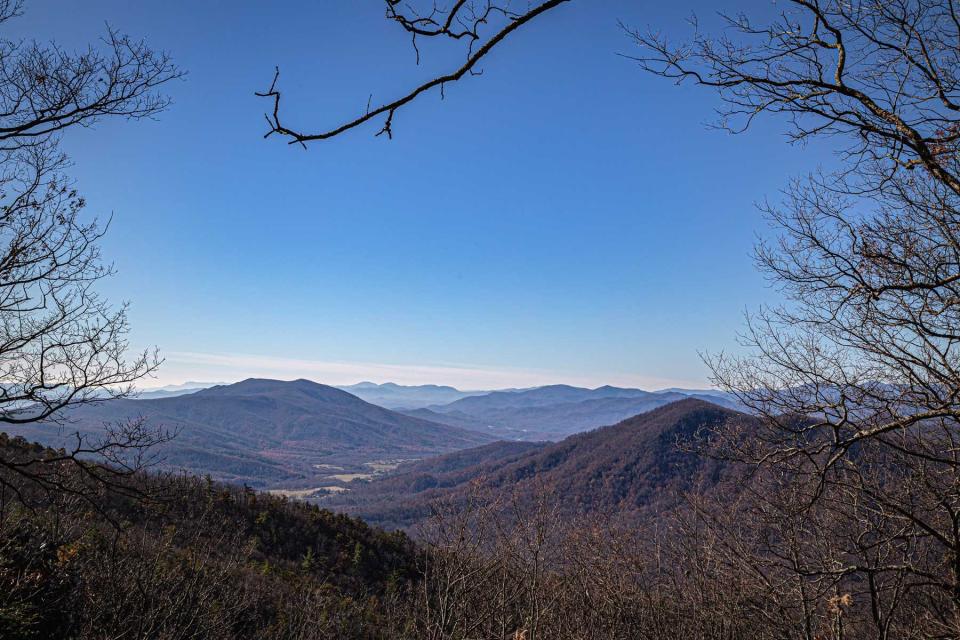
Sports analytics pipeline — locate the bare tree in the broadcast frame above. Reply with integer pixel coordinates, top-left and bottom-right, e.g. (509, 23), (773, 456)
(257, 0), (569, 146)
(0, 9), (177, 150)
(630, 1), (960, 637)
(0, 1), (180, 498)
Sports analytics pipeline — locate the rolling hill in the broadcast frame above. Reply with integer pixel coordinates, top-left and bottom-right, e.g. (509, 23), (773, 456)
(325, 398), (750, 529)
(6, 378), (493, 489)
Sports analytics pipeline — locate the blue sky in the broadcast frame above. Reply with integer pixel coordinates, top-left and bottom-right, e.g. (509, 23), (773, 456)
(16, 1), (834, 390)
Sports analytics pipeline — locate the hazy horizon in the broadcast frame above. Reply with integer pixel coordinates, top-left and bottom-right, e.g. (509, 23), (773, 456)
(136, 357), (716, 393)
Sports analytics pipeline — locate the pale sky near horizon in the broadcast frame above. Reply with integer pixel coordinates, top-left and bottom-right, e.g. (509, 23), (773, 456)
(17, 1), (836, 391)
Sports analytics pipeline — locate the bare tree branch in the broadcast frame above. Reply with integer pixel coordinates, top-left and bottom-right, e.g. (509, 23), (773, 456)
(257, 0), (569, 146)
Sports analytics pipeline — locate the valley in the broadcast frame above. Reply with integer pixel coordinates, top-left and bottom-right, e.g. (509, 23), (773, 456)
(5, 378), (737, 492)
(321, 398), (748, 529)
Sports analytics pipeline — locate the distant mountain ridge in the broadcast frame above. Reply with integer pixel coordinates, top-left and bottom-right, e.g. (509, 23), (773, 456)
(429, 384), (643, 412)
(412, 384), (741, 440)
(6, 378), (493, 488)
(134, 381), (225, 400)
(130, 380), (738, 438)
(135, 379), (741, 443)
(336, 381), (490, 410)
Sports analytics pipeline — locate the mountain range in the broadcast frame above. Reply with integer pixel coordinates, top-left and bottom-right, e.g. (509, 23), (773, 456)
(335, 381), (491, 409)
(6, 378), (740, 497)
(130, 380), (740, 442)
(133, 381), (227, 400)
(404, 384), (740, 440)
(10, 378), (492, 488)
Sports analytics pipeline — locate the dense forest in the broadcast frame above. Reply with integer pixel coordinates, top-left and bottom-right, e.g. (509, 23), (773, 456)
(4, 401), (957, 639)
(0, 433), (417, 639)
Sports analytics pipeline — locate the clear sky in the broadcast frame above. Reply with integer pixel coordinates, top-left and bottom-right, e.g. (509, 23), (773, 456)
(16, 1), (834, 390)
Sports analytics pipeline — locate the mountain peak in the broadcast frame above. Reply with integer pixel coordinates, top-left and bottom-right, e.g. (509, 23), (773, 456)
(328, 398), (749, 529)
(196, 377), (361, 404)
(15, 376), (493, 488)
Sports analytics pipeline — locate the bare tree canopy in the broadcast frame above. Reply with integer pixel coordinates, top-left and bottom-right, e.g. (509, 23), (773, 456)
(0, 1), (180, 498)
(631, 2), (960, 635)
(0, 1), (177, 151)
(629, 0), (960, 467)
(257, 0), (569, 146)
(627, 0), (960, 193)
